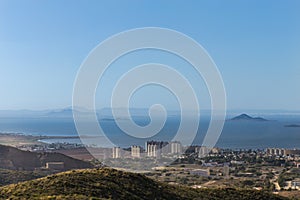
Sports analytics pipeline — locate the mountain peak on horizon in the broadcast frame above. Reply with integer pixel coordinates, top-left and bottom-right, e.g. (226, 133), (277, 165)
(231, 113), (268, 121)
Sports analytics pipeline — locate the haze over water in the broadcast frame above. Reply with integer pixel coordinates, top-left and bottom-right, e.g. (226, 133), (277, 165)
(0, 113), (299, 149)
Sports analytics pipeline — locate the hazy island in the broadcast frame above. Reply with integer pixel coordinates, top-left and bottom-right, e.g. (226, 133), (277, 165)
(230, 114), (268, 121)
(284, 124), (300, 128)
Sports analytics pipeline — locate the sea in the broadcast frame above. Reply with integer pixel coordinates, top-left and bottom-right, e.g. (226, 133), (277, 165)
(0, 114), (299, 150)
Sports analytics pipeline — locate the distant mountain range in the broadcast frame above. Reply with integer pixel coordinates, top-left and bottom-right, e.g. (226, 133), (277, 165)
(1, 108), (299, 120)
(0, 107), (192, 119)
(230, 114), (268, 121)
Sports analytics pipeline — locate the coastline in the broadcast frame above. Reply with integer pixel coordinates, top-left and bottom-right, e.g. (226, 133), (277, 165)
(0, 132), (80, 147)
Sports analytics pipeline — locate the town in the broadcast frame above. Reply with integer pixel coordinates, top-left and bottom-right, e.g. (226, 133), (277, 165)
(15, 138), (300, 197)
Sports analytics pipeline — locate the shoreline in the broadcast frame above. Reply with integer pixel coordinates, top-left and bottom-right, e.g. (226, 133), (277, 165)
(0, 132), (80, 147)
(1, 131), (299, 150)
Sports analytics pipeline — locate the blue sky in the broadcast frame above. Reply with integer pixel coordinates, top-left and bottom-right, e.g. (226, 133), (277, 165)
(0, 0), (299, 110)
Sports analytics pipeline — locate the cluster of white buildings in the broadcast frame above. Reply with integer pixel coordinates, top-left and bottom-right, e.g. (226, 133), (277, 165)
(111, 140), (183, 159)
(266, 148), (300, 156)
(112, 141), (221, 159)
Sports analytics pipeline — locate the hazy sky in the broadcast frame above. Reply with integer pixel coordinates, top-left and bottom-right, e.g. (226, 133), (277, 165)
(0, 0), (299, 110)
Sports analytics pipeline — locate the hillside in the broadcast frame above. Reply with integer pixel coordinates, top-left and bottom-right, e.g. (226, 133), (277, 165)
(0, 168), (48, 186)
(0, 168), (287, 200)
(0, 144), (93, 171)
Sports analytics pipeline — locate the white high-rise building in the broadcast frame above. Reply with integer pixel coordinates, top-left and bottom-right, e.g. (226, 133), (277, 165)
(223, 165), (230, 178)
(198, 146), (211, 158)
(146, 141), (168, 158)
(170, 141), (182, 154)
(131, 145), (141, 158)
(147, 144), (158, 157)
(112, 147), (121, 158)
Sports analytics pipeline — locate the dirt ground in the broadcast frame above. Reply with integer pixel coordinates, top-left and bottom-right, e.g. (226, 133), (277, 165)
(0, 133), (42, 147)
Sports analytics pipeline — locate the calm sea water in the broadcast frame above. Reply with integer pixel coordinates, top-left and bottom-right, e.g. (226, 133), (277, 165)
(0, 115), (299, 149)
